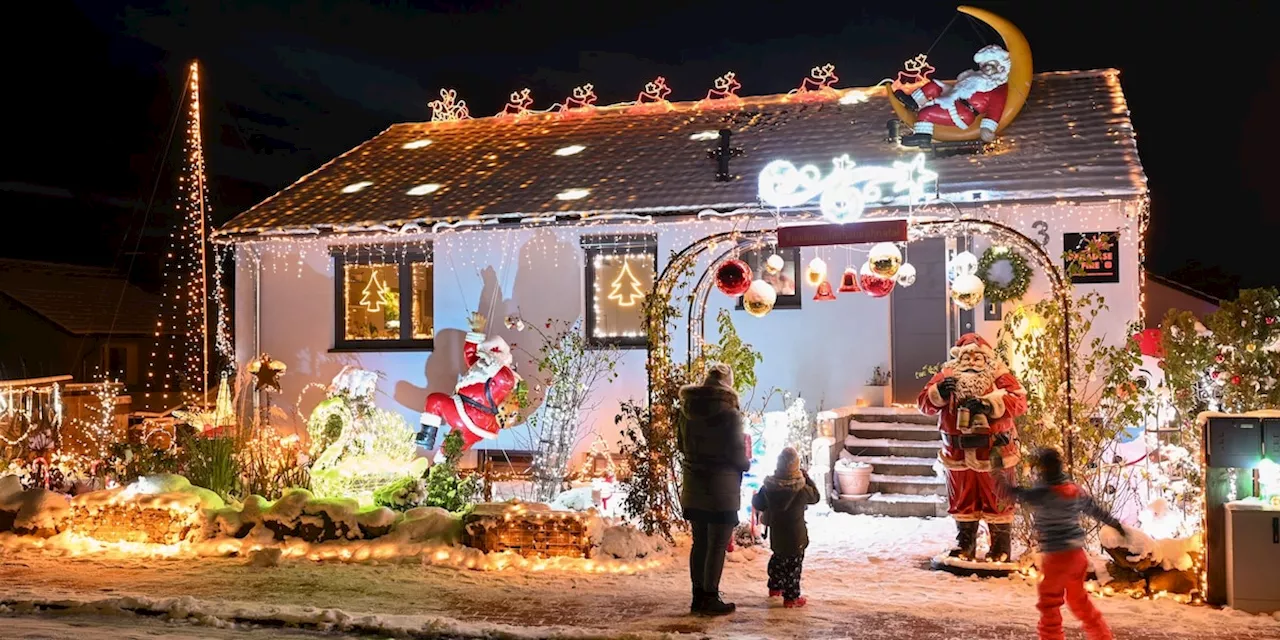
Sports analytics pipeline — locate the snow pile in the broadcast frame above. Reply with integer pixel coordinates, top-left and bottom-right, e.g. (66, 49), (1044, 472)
(0, 484), (70, 533)
(75, 474), (225, 513)
(390, 506), (462, 544)
(597, 523), (669, 560)
(549, 486), (600, 511)
(1101, 523), (1199, 572)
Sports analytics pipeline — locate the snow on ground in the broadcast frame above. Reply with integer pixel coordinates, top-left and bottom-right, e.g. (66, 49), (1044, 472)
(2, 512), (1278, 640)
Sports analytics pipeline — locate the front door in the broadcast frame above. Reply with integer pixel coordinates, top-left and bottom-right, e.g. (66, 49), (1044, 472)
(891, 238), (949, 403)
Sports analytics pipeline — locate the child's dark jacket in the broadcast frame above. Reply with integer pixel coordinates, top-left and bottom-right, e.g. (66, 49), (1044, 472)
(751, 474), (820, 556)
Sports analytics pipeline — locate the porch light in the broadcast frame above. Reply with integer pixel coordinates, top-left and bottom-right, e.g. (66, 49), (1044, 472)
(556, 188), (591, 201)
(554, 145), (586, 156)
(406, 183), (441, 196)
(341, 181), (374, 194)
(402, 139), (432, 149)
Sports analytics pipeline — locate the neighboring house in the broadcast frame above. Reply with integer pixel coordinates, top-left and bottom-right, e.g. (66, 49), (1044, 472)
(1143, 270), (1220, 329)
(0, 259), (161, 391)
(213, 69), (1147, 464)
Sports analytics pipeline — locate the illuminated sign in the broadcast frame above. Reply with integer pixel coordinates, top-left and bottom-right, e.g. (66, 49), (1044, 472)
(757, 153), (936, 223)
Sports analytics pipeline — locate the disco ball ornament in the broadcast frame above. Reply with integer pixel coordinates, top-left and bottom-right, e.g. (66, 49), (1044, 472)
(868, 242), (903, 278)
(859, 262), (896, 298)
(948, 250), (979, 283)
(951, 273), (985, 310)
(742, 279), (777, 317)
(814, 280), (837, 301)
(838, 266), (862, 293)
(805, 257), (828, 288)
(715, 259), (753, 296)
(896, 263), (917, 287)
(765, 253), (785, 275)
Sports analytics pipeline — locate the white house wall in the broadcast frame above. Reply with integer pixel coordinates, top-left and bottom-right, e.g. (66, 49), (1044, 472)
(231, 200), (1141, 462)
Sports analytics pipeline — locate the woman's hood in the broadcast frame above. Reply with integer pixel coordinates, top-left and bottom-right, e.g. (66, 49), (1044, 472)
(679, 383), (740, 419)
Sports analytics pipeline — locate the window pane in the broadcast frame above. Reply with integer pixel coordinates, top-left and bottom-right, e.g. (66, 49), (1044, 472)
(343, 263), (401, 340)
(412, 261), (434, 340)
(591, 252), (654, 340)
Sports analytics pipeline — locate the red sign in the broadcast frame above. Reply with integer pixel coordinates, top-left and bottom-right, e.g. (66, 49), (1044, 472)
(777, 220), (909, 248)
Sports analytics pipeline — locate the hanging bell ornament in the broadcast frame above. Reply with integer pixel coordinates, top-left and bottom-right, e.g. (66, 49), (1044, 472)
(742, 279), (777, 317)
(948, 250), (979, 283)
(951, 273), (985, 310)
(868, 242), (903, 279)
(805, 257), (828, 288)
(765, 253), (785, 275)
(896, 263), (917, 287)
(715, 259), (753, 296)
(814, 280), (837, 301)
(838, 266), (862, 293)
(859, 262), (896, 298)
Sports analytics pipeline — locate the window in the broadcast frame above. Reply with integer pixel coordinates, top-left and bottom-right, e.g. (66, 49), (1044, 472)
(734, 247), (803, 311)
(102, 344), (136, 385)
(583, 235), (657, 348)
(333, 245), (433, 350)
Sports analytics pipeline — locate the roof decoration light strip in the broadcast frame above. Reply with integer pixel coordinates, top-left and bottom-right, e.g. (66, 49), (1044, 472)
(758, 153), (937, 224)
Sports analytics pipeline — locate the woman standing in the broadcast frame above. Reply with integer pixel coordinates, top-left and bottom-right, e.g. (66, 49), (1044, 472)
(677, 363), (750, 616)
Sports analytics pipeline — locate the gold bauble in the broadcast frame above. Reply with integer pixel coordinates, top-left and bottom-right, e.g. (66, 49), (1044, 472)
(868, 242), (903, 278)
(804, 257), (828, 287)
(951, 273), (985, 310)
(743, 279), (777, 317)
(765, 254), (785, 275)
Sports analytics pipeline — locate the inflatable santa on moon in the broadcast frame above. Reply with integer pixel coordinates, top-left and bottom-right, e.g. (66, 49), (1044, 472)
(918, 333), (1027, 563)
(417, 314), (520, 452)
(895, 44), (1011, 146)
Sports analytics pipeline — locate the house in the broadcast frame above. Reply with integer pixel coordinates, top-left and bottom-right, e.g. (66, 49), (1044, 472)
(213, 69), (1148, 480)
(0, 259), (163, 392)
(1143, 270), (1220, 329)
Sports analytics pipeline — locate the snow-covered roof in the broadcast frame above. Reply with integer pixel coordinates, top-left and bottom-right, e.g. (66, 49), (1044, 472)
(216, 69), (1147, 240)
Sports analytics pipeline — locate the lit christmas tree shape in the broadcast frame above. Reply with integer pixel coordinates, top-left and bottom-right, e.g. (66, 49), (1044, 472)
(360, 269), (391, 313)
(758, 153), (937, 223)
(607, 260), (646, 307)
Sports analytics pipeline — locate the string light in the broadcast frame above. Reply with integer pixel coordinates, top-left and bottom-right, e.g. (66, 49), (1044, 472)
(591, 250), (655, 340)
(758, 153), (937, 223)
(428, 88), (471, 122)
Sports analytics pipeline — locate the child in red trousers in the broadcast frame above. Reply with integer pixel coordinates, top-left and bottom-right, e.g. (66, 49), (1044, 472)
(995, 447), (1125, 640)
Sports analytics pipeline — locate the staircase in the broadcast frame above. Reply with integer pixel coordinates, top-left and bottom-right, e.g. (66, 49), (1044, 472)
(832, 407), (948, 518)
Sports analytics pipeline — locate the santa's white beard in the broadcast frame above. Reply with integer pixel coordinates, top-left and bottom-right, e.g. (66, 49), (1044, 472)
(941, 68), (1008, 102)
(457, 357), (506, 389)
(955, 368), (996, 400)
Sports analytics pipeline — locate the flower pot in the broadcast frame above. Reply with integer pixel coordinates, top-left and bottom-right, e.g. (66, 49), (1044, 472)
(860, 385), (891, 407)
(835, 462), (873, 497)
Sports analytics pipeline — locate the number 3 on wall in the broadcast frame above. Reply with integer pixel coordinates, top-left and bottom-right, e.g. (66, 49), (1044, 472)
(1032, 220), (1049, 247)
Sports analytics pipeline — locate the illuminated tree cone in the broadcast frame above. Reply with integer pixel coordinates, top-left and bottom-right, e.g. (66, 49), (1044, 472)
(743, 279), (777, 317)
(814, 280), (837, 301)
(715, 259), (753, 296)
(860, 263), (896, 298)
(838, 267), (862, 293)
(868, 242), (903, 278)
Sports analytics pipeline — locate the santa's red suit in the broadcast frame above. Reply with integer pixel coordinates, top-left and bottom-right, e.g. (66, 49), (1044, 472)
(918, 334), (1027, 526)
(420, 332), (518, 451)
(909, 44), (1010, 139)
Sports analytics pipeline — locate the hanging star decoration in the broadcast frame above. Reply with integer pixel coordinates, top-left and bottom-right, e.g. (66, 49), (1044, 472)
(248, 354), (287, 393)
(892, 154), (938, 200)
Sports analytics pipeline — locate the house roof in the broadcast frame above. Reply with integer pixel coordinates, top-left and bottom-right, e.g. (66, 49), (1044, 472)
(216, 69), (1147, 239)
(0, 259), (163, 335)
(1145, 270), (1222, 305)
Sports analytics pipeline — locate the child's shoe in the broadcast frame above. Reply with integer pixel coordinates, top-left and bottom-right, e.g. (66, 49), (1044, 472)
(768, 590), (782, 598)
(783, 596), (807, 608)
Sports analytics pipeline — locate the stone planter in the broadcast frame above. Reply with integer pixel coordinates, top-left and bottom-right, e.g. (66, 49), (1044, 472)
(859, 385), (892, 407)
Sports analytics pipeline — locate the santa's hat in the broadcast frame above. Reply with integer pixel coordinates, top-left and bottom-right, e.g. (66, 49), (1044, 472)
(973, 44), (1010, 68)
(950, 333), (996, 360)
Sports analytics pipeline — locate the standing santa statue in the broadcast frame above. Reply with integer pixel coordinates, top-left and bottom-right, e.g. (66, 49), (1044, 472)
(417, 312), (522, 452)
(895, 44), (1011, 147)
(918, 333), (1026, 566)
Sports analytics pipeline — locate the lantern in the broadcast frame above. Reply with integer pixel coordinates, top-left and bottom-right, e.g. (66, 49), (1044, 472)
(838, 266), (862, 293)
(814, 280), (837, 301)
(715, 259), (753, 296)
(868, 242), (903, 278)
(805, 257), (827, 287)
(859, 262), (895, 298)
(896, 263), (917, 287)
(951, 273), (985, 310)
(742, 280), (777, 317)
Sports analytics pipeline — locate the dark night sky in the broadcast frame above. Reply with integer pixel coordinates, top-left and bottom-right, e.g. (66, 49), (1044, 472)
(3, 1), (1276, 296)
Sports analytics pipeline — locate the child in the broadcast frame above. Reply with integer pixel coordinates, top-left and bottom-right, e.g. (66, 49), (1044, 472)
(995, 447), (1125, 640)
(751, 447), (820, 608)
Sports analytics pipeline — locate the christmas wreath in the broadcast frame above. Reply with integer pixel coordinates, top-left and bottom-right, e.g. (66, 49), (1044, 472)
(977, 246), (1031, 303)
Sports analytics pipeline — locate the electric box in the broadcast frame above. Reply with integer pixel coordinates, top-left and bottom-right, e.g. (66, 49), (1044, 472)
(1207, 417), (1265, 468)
(1264, 419), (1280, 464)
(1226, 500), (1280, 614)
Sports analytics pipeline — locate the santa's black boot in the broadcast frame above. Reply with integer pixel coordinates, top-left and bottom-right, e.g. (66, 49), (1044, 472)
(949, 521), (979, 560)
(989, 523), (1013, 563)
(894, 89), (920, 112)
(415, 424), (439, 450)
(899, 132), (933, 148)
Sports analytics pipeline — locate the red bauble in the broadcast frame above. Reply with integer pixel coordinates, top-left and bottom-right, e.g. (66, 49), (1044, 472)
(1231, 375), (1242, 385)
(715, 259), (753, 296)
(814, 280), (837, 301)
(1269, 316), (1277, 325)
(860, 272), (896, 298)
(1211, 370), (1219, 379)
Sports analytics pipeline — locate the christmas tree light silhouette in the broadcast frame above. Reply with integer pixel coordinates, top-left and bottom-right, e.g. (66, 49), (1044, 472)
(360, 270), (391, 312)
(607, 260), (645, 307)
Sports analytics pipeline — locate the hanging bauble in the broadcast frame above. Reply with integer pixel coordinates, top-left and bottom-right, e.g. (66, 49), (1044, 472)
(805, 257), (828, 287)
(859, 262), (896, 298)
(765, 253), (785, 275)
(948, 250), (979, 283)
(951, 273), (985, 310)
(896, 263), (917, 287)
(814, 280), (837, 301)
(838, 266), (862, 293)
(868, 242), (903, 278)
(715, 259), (753, 296)
(743, 279), (777, 317)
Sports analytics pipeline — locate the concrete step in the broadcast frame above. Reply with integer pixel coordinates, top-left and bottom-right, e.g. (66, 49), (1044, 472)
(832, 492), (947, 518)
(847, 422), (938, 441)
(848, 407), (936, 426)
(846, 455), (938, 476)
(871, 473), (945, 496)
(845, 436), (942, 458)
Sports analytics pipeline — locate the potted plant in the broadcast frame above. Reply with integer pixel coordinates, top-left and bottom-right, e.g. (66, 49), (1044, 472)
(861, 366), (892, 407)
(381, 290), (401, 331)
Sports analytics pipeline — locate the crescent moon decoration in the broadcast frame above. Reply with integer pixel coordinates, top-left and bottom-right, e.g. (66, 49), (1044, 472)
(888, 5), (1033, 142)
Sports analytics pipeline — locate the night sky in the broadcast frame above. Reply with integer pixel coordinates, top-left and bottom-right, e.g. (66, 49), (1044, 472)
(4, 0), (1276, 297)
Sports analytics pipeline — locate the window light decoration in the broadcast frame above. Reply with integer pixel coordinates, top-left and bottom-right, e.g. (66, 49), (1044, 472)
(555, 188), (591, 201)
(406, 183), (441, 196)
(689, 130), (720, 141)
(342, 181), (374, 194)
(553, 145), (586, 157)
(589, 250), (655, 342)
(758, 153), (937, 223)
(607, 260), (645, 307)
(401, 139), (432, 149)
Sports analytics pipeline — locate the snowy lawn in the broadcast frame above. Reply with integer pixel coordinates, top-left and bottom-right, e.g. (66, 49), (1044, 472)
(3, 512), (1279, 639)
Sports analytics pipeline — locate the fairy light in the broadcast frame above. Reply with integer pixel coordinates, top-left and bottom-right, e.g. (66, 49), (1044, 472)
(758, 153), (937, 223)
(591, 250), (655, 340)
(428, 88), (471, 122)
(402, 139), (432, 149)
(555, 188), (591, 201)
(406, 183), (442, 196)
(553, 145), (586, 157)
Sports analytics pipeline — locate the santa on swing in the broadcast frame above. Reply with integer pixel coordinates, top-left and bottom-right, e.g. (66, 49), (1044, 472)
(417, 313), (521, 452)
(895, 44), (1011, 147)
(918, 333), (1027, 562)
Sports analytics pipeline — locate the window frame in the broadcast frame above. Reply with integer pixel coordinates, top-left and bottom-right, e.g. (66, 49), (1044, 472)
(582, 234), (657, 349)
(331, 244), (434, 352)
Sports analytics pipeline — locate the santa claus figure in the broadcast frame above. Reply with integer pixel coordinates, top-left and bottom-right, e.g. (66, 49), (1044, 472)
(417, 314), (520, 452)
(895, 44), (1011, 147)
(918, 333), (1027, 562)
